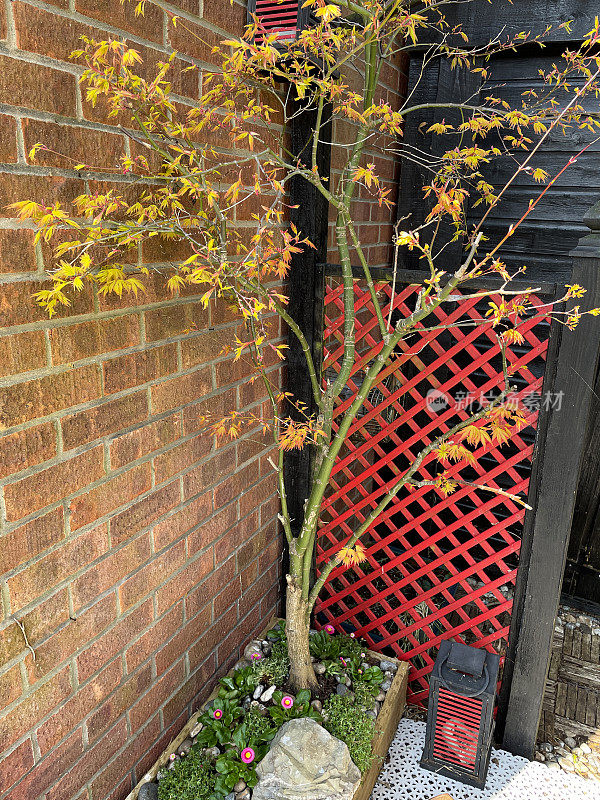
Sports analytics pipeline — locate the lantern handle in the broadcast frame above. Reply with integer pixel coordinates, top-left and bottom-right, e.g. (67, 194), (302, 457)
(438, 651), (490, 699)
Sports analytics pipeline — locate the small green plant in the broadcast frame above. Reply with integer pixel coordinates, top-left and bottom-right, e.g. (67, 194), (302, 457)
(350, 663), (384, 709)
(214, 716), (274, 796)
(252, 639), (290, 686)
(309, 630), (363, 663)
(323, 695), (375, 774)
(157, 744), (215, 800)
(217, 665), (260, 702)
(268, 689), (322, 728)
(194, 699), (244, 748)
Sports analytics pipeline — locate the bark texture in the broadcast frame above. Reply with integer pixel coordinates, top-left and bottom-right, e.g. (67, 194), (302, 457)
(286, 575), (319, 692)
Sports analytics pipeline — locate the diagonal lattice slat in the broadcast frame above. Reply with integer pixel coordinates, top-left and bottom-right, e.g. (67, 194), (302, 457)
(315, 279), (551, 705)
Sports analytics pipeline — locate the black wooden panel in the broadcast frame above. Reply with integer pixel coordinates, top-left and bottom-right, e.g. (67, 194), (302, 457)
(443, 0), (594, 47)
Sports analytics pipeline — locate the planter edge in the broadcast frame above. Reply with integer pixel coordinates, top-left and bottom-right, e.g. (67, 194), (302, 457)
(125, 616), (409, 800)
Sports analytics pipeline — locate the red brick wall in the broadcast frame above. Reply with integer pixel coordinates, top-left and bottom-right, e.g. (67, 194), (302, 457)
(0, 3), (283, 799)
(0, 2), (405, 799)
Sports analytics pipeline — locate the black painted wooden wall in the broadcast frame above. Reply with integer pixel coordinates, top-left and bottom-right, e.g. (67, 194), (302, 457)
(399, 0), (600, 607)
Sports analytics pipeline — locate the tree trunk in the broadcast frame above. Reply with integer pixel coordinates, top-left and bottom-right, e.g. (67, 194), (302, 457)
(286, 574), (319, 692)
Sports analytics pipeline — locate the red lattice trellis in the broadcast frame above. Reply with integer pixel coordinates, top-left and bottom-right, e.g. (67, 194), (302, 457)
(315, 279), (551, 704)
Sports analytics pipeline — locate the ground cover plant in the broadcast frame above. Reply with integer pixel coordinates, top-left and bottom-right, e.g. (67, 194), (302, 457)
(156, 622), (388, 799)
(13, 0), (600, 695)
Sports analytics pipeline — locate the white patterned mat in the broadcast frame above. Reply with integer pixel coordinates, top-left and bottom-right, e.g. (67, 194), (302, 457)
(371, 719), (600, 800)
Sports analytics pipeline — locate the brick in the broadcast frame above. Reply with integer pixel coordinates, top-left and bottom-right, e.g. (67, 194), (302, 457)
(110, 415), (180, 468)
(180, 329), (229, 368)
(76, 599), (153, 682)
(0, 278), (91, 326)
(13, 4), (102, 61)
(0, 55), (76, 116)
(5, 731), (84, 800)
(155, 602), (211, 676)
(182, 387), (236, 435)
(0, 666), (72, 752)
(203, 0), (246, 33)
(87, 663), (152, 742)
(185, 557), (236, 619)
(239, 474), (276, 519)
(140, 230), (195, 264)
(145, 302), (207, 342)
(119, 540), (186, 610)
(4, 446), (104, 522)
(0, 620), (25, 665)
(0, 364), (101, 429)
(213, 573), (242, 619)
(76, 0), (164, 42)
(151, 369), (212, 414)
(214, 509), (258, 565)
(162, 655), (216, 728)
(153, 433), (212, 484)
(0, 664), (22, 712)
(88, 716), (160, 800)
(110, 482), (180, 546)
(20, 587), (71, 645)
(0, 422), (56, 481)
(213, 461), (255, 508)
(71, 533), (151, 613)
(51, 315), (140, 365)
(44, 719), (126, 800)
(124, 601), (183, 673)
(22, 118), (124, 170)
(0, 229), (38, 273)
(129, 659), (185, 731)
(155, 548), (213, 615)
(26, 594), (117, 683)
(69, 462), (152, 530)
(153, 492), (212, 552)
(0, 739), (35, 796)
(103, 343), (178, 394)
(182, 446), (236, 499)
(0, 114), (18, 162)
(62, 391), (148, 450)
(168, 22), (222, 65)
(8, 523), (108, 612)
(0, 329), (46, 377)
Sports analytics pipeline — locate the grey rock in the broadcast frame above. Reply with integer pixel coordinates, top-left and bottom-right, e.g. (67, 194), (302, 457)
(261, 640), (272, 655)
(156, 769), (167, 782)
(546, 761), (561, 770)
(372, 701), (380, 715)
(244, 639), (265, 661)
(572, 746), (583, 757)
(234, 658), (251, 672)
(261, 685), (277, 703)
(250, 700), (267, 715)
(204, 746), (220, 759)
(138, 784), (159, 800)
(190, 720), (204, 738)
(234, 780), (248, 792)
(559, 757), (576, 772)
(534, 752), (546, 762)
(380, 679), (392, 692)
(336, 683), (351, 696)
(379, 660), (396, 672)
(539, 742), (553, 754)
(178, 738), (193, 757)
(375, 691), (386, 703)
(311, 699), (323, 713)
(565, 737), (577, 750)
(253, 718), (361, 800)
(581, 743), (592, 755)
(254, 684), (266, 700)
(366, 709), (377, 720)
(313, 662), (326, 675)
(225, 794), (235, 800)
(236, 790), (251, 800)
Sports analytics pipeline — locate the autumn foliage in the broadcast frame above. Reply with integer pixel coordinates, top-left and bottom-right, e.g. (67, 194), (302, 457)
(12, 0), (600, 689)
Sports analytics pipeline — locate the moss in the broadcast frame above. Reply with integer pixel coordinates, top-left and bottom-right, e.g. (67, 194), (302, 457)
(157, 744), (216, 800)
(323, 694), (375, 774)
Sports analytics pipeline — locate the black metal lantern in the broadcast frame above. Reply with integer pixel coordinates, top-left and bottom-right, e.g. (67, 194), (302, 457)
(247, 1), (315, 43)
(420, 640), (500, 789)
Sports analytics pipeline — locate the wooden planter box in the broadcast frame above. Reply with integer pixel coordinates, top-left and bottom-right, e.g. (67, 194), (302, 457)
(126, 619), (409, 800)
